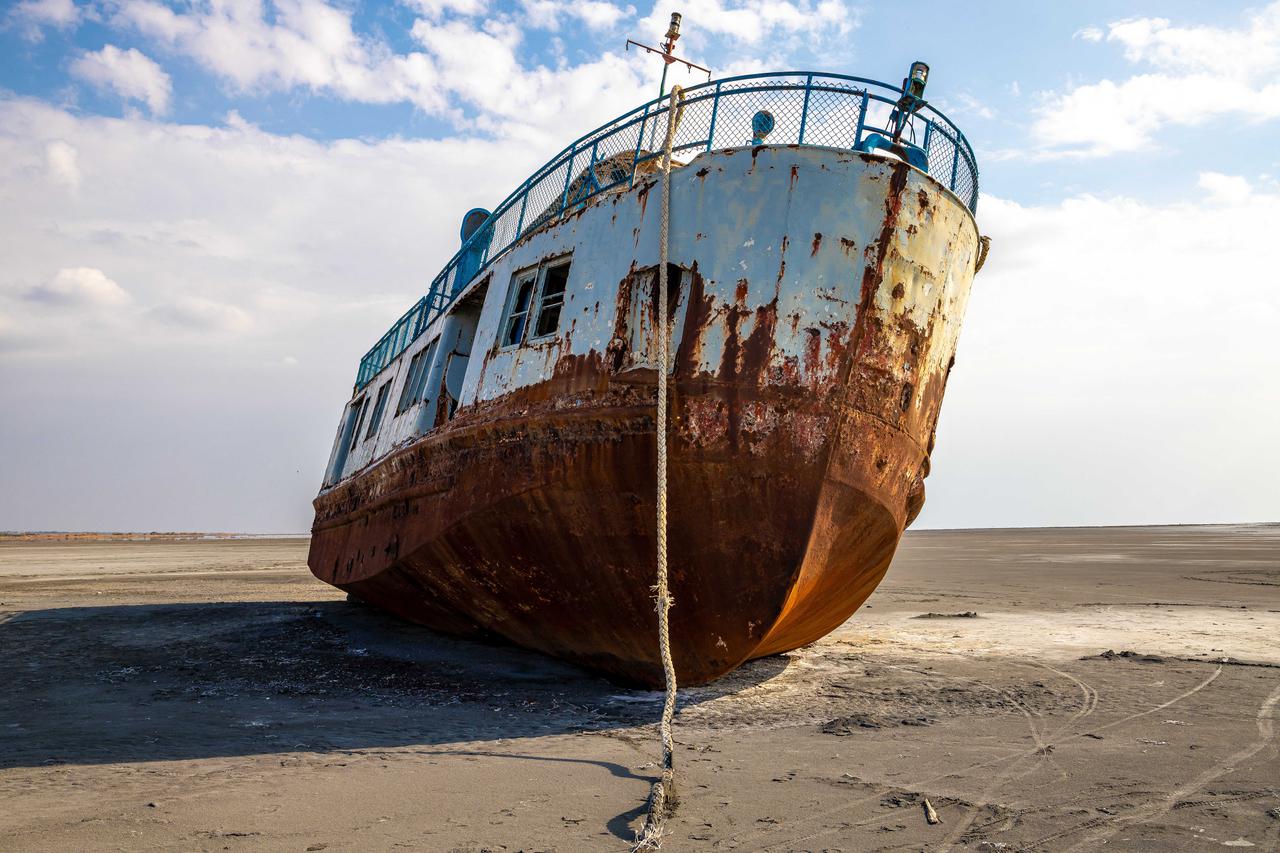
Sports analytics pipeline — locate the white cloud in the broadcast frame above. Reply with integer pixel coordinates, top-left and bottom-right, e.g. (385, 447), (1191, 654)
(7, 0), (80, 40)
(637, 0), (860, 47)
(0, 97), (534, 362)
(1074, 26), (1103, 42)
(113, 0), (449, 113)
(106, 0), (861, 139)
(406, 17), (649, 143)
(1107, 10), (1280, 77)
(45, 139), (81, 192)
(109, 0), (653, 132)
(401, 0), (489, 21)
(920, 176), (1280, 528)
(23, 267), (131, 307)
(947, 91), (994, 120)
(0, 95), (573, 530)
(1197, 171), (1252, 205)
(70, 45), (173, 115)
(1033, 3), (1280, 157)
(520, 0), (633, 31)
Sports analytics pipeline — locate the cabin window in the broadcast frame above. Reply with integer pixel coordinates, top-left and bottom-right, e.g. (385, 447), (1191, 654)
(396, 337), (439, 415)
(501, 269), (537, 347)
(364, 381), (391, 441)
(500, 256), (572, 347)
(533, 260), (570, 338)
(347, 396), (368, 452)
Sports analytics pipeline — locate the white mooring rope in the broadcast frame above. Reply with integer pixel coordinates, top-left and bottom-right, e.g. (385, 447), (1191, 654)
(633, 83), (685, 853)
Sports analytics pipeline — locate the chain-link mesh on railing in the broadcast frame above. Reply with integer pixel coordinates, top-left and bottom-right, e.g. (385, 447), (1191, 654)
(355, 72), (980, 389)
(356, 297), (429, 388)
(800, 81), (865, 148)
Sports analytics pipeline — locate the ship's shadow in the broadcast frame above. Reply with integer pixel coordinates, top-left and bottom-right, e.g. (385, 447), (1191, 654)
(0, 599), (789, 769)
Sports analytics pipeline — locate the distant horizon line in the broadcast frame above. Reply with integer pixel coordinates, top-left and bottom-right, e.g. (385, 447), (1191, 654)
(3, 520), (1277, 541)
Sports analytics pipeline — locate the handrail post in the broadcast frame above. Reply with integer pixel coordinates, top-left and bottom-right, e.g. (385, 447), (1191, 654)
(949, 142), (959, 192)
(798, 74), (812, 144)
(514, 180), (530, 239)
(631, 103), (651, 188)
(559, 144), (577, 215)
(706, 82), (721, 151)
(854, 90), (868, 149)
(960, 137), (978, 210)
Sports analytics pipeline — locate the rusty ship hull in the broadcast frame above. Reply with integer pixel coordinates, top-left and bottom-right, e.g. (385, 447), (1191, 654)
(310, 144), (978, 687)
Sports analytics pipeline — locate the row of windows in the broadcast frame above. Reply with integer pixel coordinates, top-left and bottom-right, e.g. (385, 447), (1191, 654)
(345, 255), (573, 455)
(347, 378), (391, 453)
(347, 346), (429, 453)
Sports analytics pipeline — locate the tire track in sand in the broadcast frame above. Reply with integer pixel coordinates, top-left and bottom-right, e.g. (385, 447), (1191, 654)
(747, 654), (1080, 852)
(728, 655), (1218, 852)
(937, 659), (1101, 848)
(946, 664), (1223, 851)
(757, 661), (1219, 853)
(1023, 674), (1276, 852)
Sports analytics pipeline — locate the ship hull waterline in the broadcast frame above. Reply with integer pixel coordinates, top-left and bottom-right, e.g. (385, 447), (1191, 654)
(309, 149), (979, 688)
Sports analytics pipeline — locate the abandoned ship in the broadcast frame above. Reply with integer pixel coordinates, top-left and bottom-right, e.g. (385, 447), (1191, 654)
(308, 66), (983, 687)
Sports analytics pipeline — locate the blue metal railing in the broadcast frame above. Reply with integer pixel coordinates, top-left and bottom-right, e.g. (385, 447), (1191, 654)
(355, 71), (979, 389)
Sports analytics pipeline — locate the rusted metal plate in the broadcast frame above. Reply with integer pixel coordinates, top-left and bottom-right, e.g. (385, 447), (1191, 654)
(310, 146), (978, 686)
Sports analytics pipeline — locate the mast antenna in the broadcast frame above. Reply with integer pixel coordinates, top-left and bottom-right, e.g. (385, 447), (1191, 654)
(626, 12), (711, 97)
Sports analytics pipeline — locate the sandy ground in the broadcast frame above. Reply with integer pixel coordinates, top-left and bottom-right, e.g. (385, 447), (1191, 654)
(1, 525), (1278, 852)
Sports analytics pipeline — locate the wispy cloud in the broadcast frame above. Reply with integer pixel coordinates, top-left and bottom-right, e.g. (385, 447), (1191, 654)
(45, 139), (81, 192)
(6, 0), (80, 41)
(23, 267), (131, 307)
(70, 45), (173, 116)
(1032, 3), (1280, 157)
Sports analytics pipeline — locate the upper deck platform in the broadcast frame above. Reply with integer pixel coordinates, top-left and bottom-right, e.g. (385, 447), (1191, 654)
(354, 71), (980, 390)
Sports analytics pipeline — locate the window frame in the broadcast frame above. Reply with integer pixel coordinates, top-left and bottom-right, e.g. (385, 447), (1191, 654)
(530, 259), (570, 340)
(347, 395), (369, 453)
(499, 267), (539, 349)
(395, 336), (439, 416)
(364, 380), (392, 442)
(497, 254), (572, 349)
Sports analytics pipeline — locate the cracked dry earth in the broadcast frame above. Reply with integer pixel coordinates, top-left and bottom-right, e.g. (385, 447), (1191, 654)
(1, 525), (1278, 851)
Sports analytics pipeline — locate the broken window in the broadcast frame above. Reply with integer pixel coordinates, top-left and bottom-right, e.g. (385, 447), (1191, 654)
(533, 260), (570, 338)
(396, 337), (439, 415)
(364, 381), (391, 441)
(500, 256), (573, 347)
(347, 396), (368, 452)
(501, 270), (537, 347)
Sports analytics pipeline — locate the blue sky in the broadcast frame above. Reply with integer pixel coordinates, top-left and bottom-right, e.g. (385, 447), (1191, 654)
(1, 0), (1278, 531)
(6, 0), (1275, 201)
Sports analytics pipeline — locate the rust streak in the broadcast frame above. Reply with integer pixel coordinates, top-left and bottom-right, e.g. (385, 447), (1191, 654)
(674, 264), (711, 377)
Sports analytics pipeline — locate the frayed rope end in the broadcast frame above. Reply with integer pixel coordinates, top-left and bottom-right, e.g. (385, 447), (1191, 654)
(631, 769), (679, 852)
